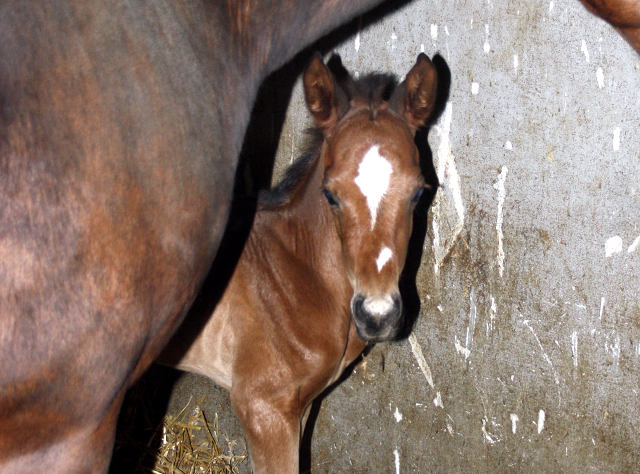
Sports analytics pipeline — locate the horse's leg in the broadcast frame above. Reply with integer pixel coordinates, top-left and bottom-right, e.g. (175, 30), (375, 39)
(0, 390), (124, 474)
(231, 389), (301, 474)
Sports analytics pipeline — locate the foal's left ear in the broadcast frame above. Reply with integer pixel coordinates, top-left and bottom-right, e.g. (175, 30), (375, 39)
(303, 53), (338, 135)
(390, 53), (438, 133)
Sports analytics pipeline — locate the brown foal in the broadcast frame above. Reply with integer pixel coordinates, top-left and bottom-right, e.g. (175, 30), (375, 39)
(161, 53), (438, 474)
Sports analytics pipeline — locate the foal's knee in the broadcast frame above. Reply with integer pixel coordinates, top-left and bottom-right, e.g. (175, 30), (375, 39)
(231, 391), (301, 474)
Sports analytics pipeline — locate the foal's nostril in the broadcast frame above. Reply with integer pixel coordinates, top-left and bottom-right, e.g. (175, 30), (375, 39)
(351, 292), (403, 342)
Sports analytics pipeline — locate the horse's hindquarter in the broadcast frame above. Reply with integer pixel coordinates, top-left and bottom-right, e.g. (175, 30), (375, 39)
(0, 1), (243, 467)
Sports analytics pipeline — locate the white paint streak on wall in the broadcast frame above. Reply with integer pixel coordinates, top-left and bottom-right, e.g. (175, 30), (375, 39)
(394, 407), (403, 423)
(510, 413), (519, 434)
(596, 67), (604, 89)
(466, 290), (477, 353)
(613, 127), (621, 151)
(394, 448), (400, 474)
(471, 82), (480, 95)
(581, 40), (590, 62)
(612, 335), (621, 365)
(376, 247), (392, 272)
(628, 235), (640, 253)
(431, 103), (464, 272)
(538, 409), (546, 434)
(483, 24), (490, 53)
(431, 24), (438, 41)
(600, 297), (605, 321)
(571, 331), (578, 368)
(524, 320), (560, 385)
(605, 236), (623, 257)
(481, 418), (498, 444)
(489, 296), (497, 333)
(494, 166), (508, 278)
(433, 392), (443, 408)
(354, 32), (361, 52)
(408, 333), (435, 388)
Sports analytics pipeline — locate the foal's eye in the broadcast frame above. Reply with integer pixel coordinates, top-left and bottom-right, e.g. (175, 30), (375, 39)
(412, 186), (425, 203)
(323, 188), (339, 208)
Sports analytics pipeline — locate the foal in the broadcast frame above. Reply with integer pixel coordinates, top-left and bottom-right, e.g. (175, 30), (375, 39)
(161, 53), (438, 473)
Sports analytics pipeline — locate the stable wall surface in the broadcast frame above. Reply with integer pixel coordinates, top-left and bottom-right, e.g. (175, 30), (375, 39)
(168, 0), (640, 472)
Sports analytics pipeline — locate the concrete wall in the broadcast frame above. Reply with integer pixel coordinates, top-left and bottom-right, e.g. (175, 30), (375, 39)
(164, 1), (640, 472)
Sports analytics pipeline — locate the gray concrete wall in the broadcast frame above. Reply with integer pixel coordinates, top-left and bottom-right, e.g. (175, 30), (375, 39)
(166, 0), (640, 472)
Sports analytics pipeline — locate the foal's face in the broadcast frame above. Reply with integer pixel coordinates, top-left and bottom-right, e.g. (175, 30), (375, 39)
(303, 52), (438, 342)
(322, 108), (425, 342)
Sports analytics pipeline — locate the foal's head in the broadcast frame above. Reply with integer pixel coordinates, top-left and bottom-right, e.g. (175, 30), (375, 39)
(303, 53), (438, 342)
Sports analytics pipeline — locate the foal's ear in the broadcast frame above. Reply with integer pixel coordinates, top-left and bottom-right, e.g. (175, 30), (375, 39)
(390, 53), (438, 133)
(303, 53), (338, 134)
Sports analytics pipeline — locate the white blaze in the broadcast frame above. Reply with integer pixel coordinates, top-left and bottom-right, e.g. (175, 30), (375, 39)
(355, 145), (392, 228)
(376, 247), (393, 272)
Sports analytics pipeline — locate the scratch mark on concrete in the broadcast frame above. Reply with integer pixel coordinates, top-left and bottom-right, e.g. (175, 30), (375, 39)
(431, 24), (438, 41)
(471, 82), (480, 94)
(510, 413), (519, 434)
(600, 297), (605, 321)
(524, 320), (560, 385)
(431, 103), (464, 273)
(408, 333), (435, 388)
(513, 54), (519, 71)
(393, 448), (400, 474)
(494, 166), (508, 277)
(571, 331), (578, 368)
(605, 235), (622, 257)
(538, 409), (546, 434)
(628, 235), (640, 253)
(394, 407), (403, 423)
(354, 32), (360, 52)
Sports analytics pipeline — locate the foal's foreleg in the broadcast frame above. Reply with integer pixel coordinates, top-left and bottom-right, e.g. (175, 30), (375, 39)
(231, 391), (302, 474)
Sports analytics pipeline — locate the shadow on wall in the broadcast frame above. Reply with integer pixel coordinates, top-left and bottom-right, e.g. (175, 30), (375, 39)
(110, 1), (448, 471)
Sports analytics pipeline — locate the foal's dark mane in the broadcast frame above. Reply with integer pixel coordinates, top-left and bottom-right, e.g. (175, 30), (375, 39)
(259, 62), (398, 208)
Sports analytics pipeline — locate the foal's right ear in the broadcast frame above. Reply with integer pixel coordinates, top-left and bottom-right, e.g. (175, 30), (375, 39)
(303, 53), (338, 134)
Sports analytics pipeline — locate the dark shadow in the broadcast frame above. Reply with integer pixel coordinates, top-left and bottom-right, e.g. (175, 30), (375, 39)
(109, 365), (183, 473)
(396, 53), (451, 340)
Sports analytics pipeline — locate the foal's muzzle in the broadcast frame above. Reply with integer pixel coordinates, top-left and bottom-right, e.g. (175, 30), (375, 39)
(351, 292), (403, 342)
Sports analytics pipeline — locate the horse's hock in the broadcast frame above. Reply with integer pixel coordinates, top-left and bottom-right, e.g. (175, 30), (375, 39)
(166, 1), (639, 472)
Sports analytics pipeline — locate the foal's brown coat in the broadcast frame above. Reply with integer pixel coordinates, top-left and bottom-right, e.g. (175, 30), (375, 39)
(163, 54), (438, 474)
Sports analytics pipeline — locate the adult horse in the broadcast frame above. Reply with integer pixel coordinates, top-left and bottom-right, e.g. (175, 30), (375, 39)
(161, 52), (439, 474)
(581, 0), (640, 52)
(0, 1), (388, 472)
